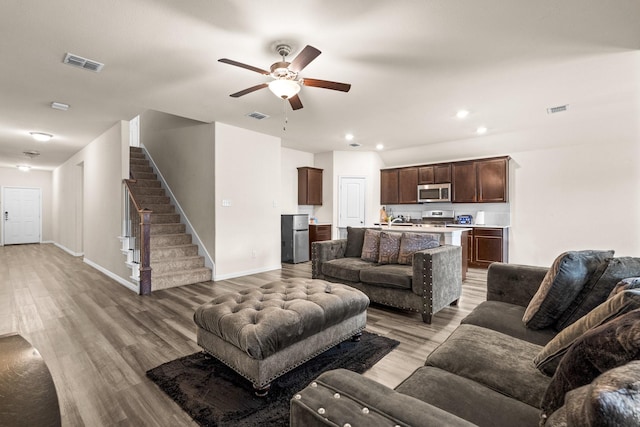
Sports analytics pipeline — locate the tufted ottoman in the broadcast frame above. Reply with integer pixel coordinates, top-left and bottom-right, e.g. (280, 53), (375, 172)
(193, 278), (369, 395)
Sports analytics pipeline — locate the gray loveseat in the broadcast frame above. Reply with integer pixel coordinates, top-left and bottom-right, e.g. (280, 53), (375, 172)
(292, 253), (640, 426)
(311, 227), (462, 323)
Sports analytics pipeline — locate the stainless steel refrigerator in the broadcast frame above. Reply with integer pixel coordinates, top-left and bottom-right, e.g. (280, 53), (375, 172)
(281, 214), (309, 263)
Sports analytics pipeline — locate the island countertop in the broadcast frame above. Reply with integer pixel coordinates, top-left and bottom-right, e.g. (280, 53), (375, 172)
(373, 224), (471, 246)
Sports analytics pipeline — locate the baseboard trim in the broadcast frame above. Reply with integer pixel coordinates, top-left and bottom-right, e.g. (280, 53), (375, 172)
(53, 242), (84, 257)
(83, 258), (139, 294)
(213, 264), (281, 281)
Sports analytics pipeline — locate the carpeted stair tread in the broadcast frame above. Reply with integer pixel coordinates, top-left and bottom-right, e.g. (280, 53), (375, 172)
(150, 223), (186, 235)
(150, 244), (199, 260)
(152, 268), (212, 289)
(141, 204), (175, 213)
(132, 187), (166, 196)
(151, 256), (205, 274)
(150, 213), (181, 224)
(131, 179), (161, 188)
(136, 195), (170, 205)
(150, 233), (193, 247)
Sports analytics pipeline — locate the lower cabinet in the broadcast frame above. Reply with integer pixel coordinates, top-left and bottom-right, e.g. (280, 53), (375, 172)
(309, 224), (332, 255)
(468, 227), (508, 269)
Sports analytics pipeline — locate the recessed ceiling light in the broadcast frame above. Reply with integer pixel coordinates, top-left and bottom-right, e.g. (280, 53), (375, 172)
(17, 165), (31, 172)
(345, 133), (354, 141)
(456, 110), (470, 119)
(376, 143), (384, 150)
(30, 132), (53, 142)
(476, 126), (488, 135)
(51, 102), (70, 111)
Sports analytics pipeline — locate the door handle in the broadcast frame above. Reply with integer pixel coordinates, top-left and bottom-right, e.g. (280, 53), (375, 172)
(4, 211), (7, 221)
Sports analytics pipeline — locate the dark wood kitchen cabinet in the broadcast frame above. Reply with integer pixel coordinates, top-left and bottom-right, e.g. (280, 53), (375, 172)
(309, 224), (332, 255)
(298, 167), (323, 205)
(380, 169), (399, 204)
(468, 227), (509, 268)
(452, 157), (508, 203)
(398, 167), (418, 203)
(418, 164), (451, 184)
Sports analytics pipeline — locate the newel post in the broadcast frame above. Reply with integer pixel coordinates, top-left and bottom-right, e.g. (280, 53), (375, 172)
(139, 209), (152, 295)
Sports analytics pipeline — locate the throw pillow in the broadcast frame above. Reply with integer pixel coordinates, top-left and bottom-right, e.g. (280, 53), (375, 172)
(544, 361), (640, 427)
(555, 257), (640, 330)
(360, 229), (381, 262)
(344, 226), (367, 258)
(377, 231), (402, 264)
(534, 290), (640, 376)
(609, 277), (640, 299)
(397, 232), (440, 265)
(522, 250), (614, 330)
(540, 309), (640, 419)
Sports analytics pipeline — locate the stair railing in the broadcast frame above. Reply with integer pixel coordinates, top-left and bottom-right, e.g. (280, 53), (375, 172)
(123, 179), (152, 295)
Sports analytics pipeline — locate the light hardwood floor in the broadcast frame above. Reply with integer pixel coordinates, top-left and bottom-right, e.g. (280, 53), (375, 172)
(0, 243), (487, 426)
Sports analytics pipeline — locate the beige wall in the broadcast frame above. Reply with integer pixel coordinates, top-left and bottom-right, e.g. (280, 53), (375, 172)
(52, 121), (131, 282)
(0, 167), (53, 244)
(214, 122), (281, 279)
(140, 110), (216, 263)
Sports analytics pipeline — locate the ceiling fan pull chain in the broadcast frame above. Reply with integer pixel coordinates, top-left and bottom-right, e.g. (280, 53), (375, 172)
(283, 99), (288, 131)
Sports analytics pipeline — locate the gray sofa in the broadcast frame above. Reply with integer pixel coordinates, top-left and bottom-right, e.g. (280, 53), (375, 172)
(292, 256), (640, 426)
(311, 230), (461, 324)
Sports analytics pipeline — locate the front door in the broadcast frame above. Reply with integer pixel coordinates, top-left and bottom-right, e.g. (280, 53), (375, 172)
(2, 187), (41, 245)
(338, 177), (366, 228)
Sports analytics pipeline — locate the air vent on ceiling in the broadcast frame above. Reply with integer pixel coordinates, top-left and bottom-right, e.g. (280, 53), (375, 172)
(63, 53), (104, 72)
(23, 150), (40, 158)
(547, 104), (568, 114)
(246, 111), (270, 120)
(348, 142), (361, 148)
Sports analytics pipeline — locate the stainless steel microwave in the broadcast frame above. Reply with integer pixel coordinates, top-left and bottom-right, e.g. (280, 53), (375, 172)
(417, 183), (451, 203)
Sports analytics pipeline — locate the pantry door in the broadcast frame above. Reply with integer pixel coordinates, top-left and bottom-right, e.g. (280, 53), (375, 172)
(3, 187), (41, 245)
(338, 177), (366, 228)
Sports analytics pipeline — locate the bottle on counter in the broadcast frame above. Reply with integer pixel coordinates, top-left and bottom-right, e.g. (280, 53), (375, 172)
(380, 206), (387, 223)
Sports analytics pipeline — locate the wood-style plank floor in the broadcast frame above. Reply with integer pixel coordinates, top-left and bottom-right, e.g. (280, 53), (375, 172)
(0, 243), (487, 426)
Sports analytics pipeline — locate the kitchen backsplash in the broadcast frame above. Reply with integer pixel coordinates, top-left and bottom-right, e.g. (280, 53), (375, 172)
(383, 202), (511, 226)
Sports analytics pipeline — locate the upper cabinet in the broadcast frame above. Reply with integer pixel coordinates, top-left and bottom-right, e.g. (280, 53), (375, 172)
(382, 156), (508, 205)
(418, 164), (451, 184)
(452, 157), (508, 203)
(298, 167), (323, 205)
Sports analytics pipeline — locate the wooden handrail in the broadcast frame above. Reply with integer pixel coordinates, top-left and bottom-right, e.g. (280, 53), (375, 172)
(123, 179), (152, 295)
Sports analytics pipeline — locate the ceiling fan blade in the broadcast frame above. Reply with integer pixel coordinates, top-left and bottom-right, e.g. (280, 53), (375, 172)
(288, 94), (303, 110)
(288, 45), (321, 73)
(218, 58), (270, 75)
(230, 83), (268, 98)
(302, 78), (351, 92)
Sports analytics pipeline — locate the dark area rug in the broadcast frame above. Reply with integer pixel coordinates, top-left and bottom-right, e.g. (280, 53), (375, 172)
(146, 331), (399, 426)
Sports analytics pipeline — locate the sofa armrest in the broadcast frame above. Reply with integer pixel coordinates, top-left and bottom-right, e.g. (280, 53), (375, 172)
(290, 369), (476, 427)
(311, 239), (347, 279)
(412, 245), (462, 296)
(486, 262), (549, 307)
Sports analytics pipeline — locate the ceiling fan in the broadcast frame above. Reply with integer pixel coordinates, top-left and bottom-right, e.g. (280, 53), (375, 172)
(219, 44), (351, 110)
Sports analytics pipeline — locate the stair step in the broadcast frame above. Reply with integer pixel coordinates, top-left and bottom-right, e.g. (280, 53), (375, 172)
(130, 158), (150, 166)
(152, 268), (212, 290)
(136, 195), (170, 205)
(151, 233), (192, 247)
(141, 203), (175, 213)
(151, 256), (204, 274)
(150, 223), (185, 235)
(130, 147), (143, 153)
(132, 179), (161, 188)
(151, 244), (199, 260)
(131, 187), (165, 196)
(130, 165), (153, 173)
(150, 213), (180, 224)
(132, 171), (157, 180)
(130, 153), (146, 161)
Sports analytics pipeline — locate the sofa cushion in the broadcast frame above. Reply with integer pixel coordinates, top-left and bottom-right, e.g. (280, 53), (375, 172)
(540, 308), (640, 418)
(535, 290), (640, 376)
(359, 264), (412, 290)
(546, 361), (640, 427)
(322, 258), (375, 283)
(555, 257), (640, 330)
(377, 231), (402, 264)
(396, 366), (542, 427)
(609, 277), (640, 298)
(344, 226), (367, 258)
(397, 232), (440, 265)
(462, 301), (557, 346)
(523, 250), (614, 330)
(426, 324), (551, 408)
(360, 229), (381, 262)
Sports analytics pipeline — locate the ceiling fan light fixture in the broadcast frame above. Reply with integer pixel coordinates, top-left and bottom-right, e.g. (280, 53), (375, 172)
(268, 79), (301, 99)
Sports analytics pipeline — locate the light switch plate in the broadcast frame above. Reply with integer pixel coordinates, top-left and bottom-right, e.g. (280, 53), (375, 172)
(222, 199), (232, 207)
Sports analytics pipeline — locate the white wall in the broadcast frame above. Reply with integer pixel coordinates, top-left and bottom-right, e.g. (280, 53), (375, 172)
(280, 147), (314, 214)
(52, 121), (132, 283)
(377, 106), (640, 267)
(214, 122), (281, 279)
(0, 167), (53, 244)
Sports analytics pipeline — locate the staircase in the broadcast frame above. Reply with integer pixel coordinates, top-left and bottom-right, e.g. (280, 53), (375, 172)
(128, 147), (212, 290)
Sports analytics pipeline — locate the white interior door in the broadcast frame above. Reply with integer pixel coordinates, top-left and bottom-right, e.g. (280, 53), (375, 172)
(339, 177), (366, 228)
(3, 187), (41, 245)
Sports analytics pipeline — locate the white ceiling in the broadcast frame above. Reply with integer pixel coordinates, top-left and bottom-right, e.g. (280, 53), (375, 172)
(1, 0), (639, 170)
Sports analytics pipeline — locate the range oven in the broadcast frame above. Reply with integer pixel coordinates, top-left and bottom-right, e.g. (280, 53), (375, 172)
(417, 183), (451, 203)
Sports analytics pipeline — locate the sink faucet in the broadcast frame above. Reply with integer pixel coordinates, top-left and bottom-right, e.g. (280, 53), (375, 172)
(388, 218), (403, 228)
